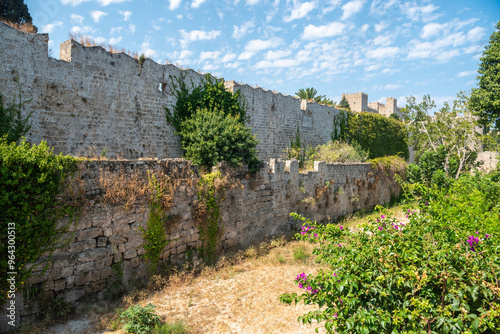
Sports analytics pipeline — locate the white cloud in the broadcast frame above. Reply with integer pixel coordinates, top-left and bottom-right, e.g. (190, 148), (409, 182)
(421, 22), (445, 38)
(255, 59), (299, 68)
(238, 51), (254, 60)
(372, 34), (392, 46)
(200, 51), (222, 61)
(467, 27), (486, 41)
(400, 3), (440, 23)
(370, 0), (398, 14)
(169, 0), (182, 10)
(384, 84), (400, 89)
(41, 21), (63, 33)
(246, 0), (260, 5)
(109, 36), (122, 45)
(374, 22), (387, 33)
(141, 40), (157, 58)
(70, 14), (84, 24)
(90, 10), (108, 23)
(283, 1), (316, 22)
(233, 21), (255, 40)
(110, 27), (123, 35)
(179, 50), (193, 59)
(179, 29), (221, 48)
(129, 24), (136, 34)
(118, 10), (132, 21)
(245, 37), (283, 52)
(365, 64), (380, 71)
(360, 23), (369, 32)
(302, 22), (345, 39)
(61, 0), (90, 6)
(191, 0), (206, 8)
(97, 0), (130, 5)
(366, 46), (400, 58)
(457, 70), (476, 77)
(341, 0), (364, 20)
(265, 49), (292, 60)
(221, 53), (237, 62)
(94, 37), (107, 44)
(70, 25), (95, 34)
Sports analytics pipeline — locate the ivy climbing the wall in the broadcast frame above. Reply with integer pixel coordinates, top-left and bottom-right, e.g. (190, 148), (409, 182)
(193, 170), (224, 265)
(139, 171), (170, 275)
(0, 138), (79, 306)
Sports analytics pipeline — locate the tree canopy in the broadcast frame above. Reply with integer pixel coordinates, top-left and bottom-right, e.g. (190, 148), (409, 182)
(295, 87), (335, 106)
(469, 20), (500, 128)
(0, 0), (33, 24)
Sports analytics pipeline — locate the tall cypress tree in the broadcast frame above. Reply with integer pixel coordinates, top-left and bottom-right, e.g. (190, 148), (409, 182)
(0, 0), (33, 24)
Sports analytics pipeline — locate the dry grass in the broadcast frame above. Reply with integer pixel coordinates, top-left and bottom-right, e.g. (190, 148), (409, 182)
(69, 33), (140, 59)
(1, 19), (37, 33)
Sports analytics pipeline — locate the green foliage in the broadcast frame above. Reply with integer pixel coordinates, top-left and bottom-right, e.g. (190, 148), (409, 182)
(469, 20), (500, 128)
(104, 262), (127, 300)
(402, 93), (480, 178)
(165, 73), (247, 134)
(332, 109), (350, 141)
(45, 297), (74, 321)
(292, 246), (309, 263)
(295, 87), (334, 106)
(0, 139), (79, 306)
(284, 125), (307, 168)
(339, 96), (350, 109)
(281, 182), (500, 333)
(347, 112), (409, 159)
(195, 171), (223, 265)
(0, 0), (33, 24)
(120, 303), (161, 334)
(153, 321), (190, 334)
(139, 172), (170, 275)
(306, 140), (369, 166)
(0, 88), (32, 144)
(179, 108), (259, 171)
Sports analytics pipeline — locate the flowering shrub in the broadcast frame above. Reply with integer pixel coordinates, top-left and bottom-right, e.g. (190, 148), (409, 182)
(280, 206), (500, 333)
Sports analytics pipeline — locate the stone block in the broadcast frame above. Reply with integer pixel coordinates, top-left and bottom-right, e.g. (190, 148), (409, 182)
(113, 224), (131, 236)
(77, 227), (103, 241)
(131, 257), (140, 268)
(123, 249), (137, 259)
(100, 268), (113, 280)
(60, 266), (74, 278)
(63, 288), (85, 303)
(54, 279), (66, 291)
(67, 239), (96, 254)
(75, 272), (93, 286)
(92, 271), (101, 281)
(109, 235), (127, 244)
(97, 237), (107, 247)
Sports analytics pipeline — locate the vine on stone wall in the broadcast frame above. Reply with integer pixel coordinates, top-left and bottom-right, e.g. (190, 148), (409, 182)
(192, 170), (224, 265)
(139, 171), (170, 275)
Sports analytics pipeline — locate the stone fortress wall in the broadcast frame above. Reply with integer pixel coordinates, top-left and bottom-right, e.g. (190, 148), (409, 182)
(0, 158), (401, 330)
(342, 92), (402, 117)
(0, 22), (339, 161)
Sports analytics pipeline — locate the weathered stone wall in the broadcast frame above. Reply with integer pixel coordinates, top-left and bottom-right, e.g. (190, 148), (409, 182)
(0, 158), (402, 331)
(0, 22), (338, 161)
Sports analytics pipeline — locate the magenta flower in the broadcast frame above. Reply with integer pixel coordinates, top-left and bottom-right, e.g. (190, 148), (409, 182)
(339, 225), (344, 230)
(381, 215), (385, 219)
(333, 313), (338, 319)
(378, 226), (383, 231)
(485, 234), (491, 239)
(467, 235), (480, 251)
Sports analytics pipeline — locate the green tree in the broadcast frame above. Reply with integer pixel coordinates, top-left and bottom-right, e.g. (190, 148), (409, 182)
(0, 89), (32, 143)
(402, 93), (480, 179)
(469, 21), (500, 128)
(0, 0), (33, 24)
(339, 95), (350, 109)
(295, 87), (334, 106)
(179, 108), (259, 171)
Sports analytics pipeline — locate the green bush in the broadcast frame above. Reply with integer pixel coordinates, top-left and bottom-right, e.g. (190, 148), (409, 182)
(153, 321), (190, 334)
(120, 303), (161, 334)
(179, 108), (259, 171)
(0, 138), (79, 305)
(281, 175), (500, 333)
(305, 140), (368, 167)
(346, 112), (408, 159)
(165, 73), (247, 134)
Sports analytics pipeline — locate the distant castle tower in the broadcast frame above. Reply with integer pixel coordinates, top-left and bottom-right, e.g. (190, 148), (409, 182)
(341, 92), (368, 112)
(344, 92), (401, 117)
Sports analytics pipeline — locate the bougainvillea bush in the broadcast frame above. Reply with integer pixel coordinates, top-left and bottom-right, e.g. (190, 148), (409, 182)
(280, 179), (500, 333)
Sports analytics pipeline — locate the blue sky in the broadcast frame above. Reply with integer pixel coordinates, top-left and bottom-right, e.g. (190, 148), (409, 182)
(26, 0), (500, 109)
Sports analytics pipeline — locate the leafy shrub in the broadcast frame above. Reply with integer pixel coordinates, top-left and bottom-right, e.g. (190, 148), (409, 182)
(347, 112), (408, 159)
(0, 139), (79, 305)
(281, 178), (500, 333)
(305, 140), (369, 166)
(165, 73), (247, 134)
(120, 303), (161, 334)
(45, 297), (74, 321)
(179, 108), (259, 171)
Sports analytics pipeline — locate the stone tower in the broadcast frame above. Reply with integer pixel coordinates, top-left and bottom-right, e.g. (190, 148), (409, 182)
(342, 92), (368, 112)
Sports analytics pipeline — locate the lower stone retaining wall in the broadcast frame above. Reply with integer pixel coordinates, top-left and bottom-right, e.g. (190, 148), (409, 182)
(1, 158), (402, 331)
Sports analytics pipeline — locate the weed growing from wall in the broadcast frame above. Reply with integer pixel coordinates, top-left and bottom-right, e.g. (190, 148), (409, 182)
(0, 84), (32, 143)
(139, 172), (170, 275)
(0, 138), (79, 306)
(193, 170), (224, 265)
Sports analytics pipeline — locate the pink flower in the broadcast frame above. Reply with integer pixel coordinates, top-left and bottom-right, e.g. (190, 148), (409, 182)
(381, 215), (385, 219)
